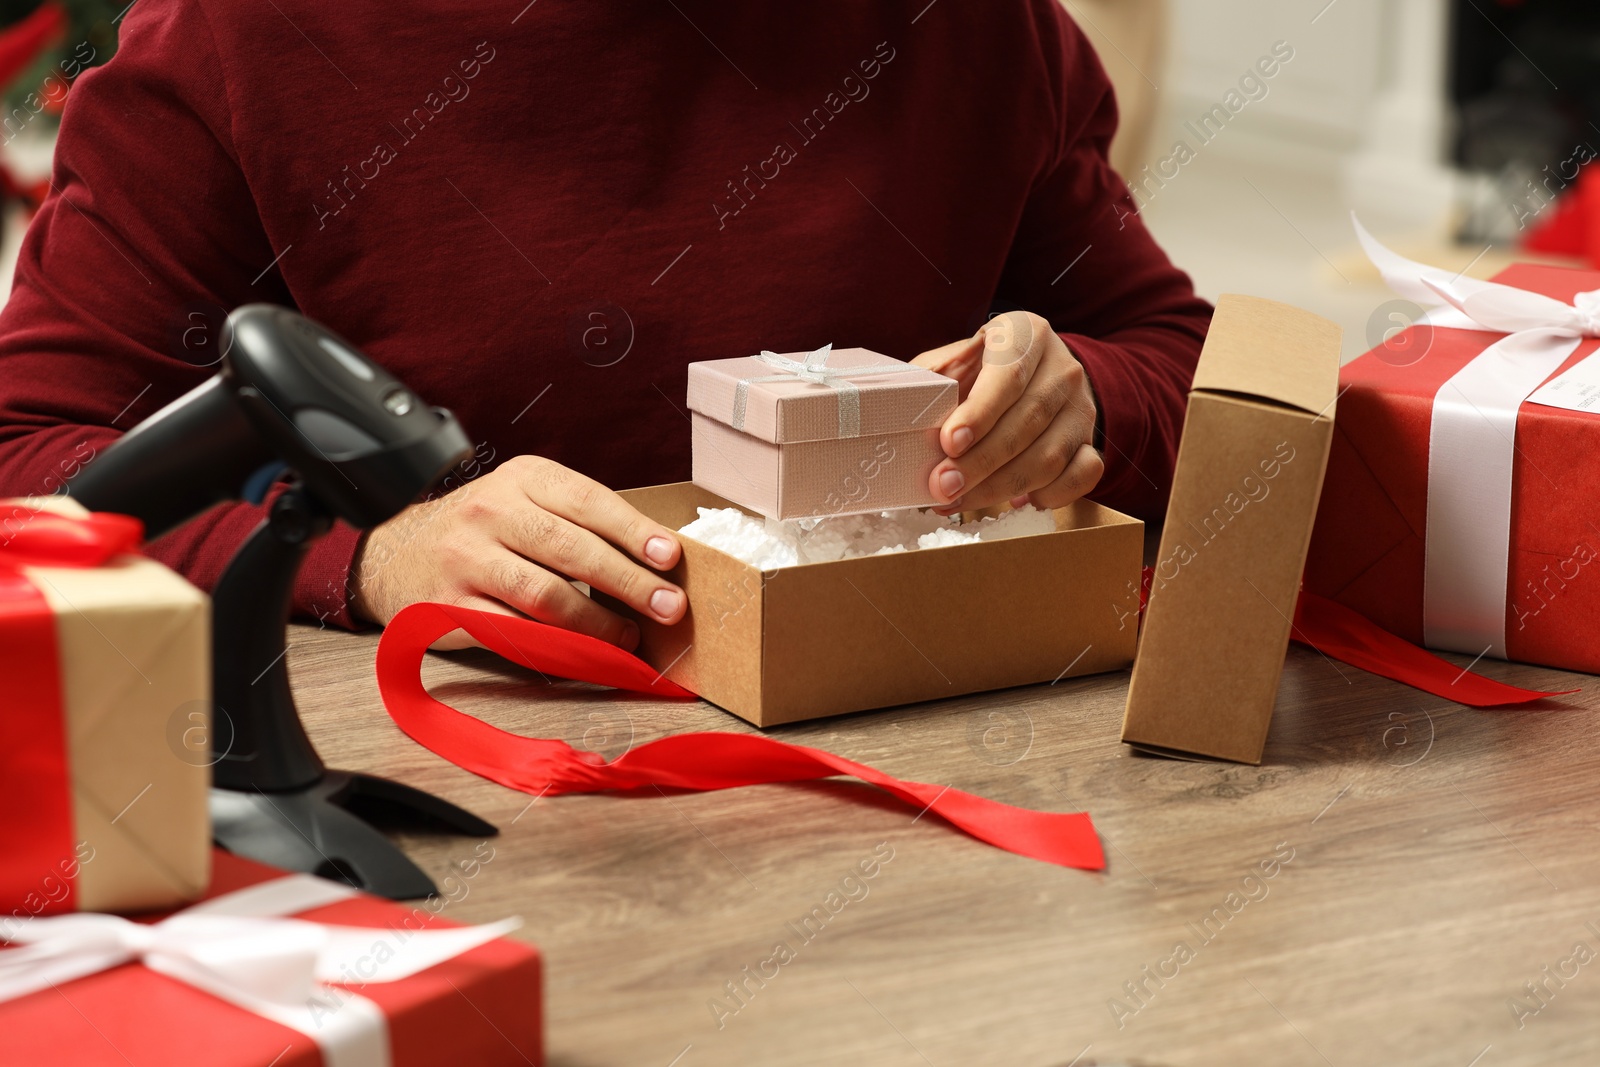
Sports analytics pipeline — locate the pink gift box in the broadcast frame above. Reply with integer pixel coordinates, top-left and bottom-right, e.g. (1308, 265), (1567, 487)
(686, 346), (957, 520)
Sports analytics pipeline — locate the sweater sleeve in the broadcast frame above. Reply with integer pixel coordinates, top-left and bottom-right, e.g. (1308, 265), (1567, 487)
(0, 0), (364, 627)
(997, 1), (1213, 521)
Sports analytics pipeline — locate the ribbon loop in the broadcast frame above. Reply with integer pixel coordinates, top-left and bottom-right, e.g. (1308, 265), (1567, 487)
(1420, 274), (1591, 337)
(0, 505), (142, 569)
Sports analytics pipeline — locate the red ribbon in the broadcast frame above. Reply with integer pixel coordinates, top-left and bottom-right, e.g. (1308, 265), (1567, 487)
(0, 505), (143, 916)
(1137, 566), (1574, 705)
(1291, 590), (1577, 705)
(374, 562), (1574, 881)
(376, 602), (1107, 871)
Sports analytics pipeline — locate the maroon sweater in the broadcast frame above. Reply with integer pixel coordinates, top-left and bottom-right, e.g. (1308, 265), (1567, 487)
(0, 0), (1209, 628)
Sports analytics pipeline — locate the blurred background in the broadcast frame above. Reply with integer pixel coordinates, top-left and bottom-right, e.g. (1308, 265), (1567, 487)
(0, 0), (116, 293)
(0, 0), (1596, 363)
(1075, 0), (1600, 360)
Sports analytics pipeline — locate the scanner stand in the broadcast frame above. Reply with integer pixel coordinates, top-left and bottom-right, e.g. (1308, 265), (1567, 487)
(207, 480), (494, 900)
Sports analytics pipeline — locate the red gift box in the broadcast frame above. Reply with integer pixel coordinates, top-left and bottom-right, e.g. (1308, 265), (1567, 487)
(0, 850), (542, 1067)
(1305, 259), (1600, 674)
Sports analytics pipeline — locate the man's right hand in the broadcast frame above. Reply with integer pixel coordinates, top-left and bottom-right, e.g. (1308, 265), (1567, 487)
(350, 455), (686, 651)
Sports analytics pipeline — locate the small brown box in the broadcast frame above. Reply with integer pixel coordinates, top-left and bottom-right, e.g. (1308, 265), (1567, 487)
(1120, 294), (1341, 764)
(605, 482), (1144, 727)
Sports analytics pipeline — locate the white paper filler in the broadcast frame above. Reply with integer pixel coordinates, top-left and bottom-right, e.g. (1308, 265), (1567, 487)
(678, 505), (1058, 569)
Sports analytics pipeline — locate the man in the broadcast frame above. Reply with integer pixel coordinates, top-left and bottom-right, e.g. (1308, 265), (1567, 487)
(0, 0), (1209, 650)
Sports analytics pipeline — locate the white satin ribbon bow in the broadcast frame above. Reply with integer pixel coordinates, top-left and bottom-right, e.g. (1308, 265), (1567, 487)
(1354, 214), (1598, 657)
(0, 873), (521, 1067)
(731, 343), (920, 439)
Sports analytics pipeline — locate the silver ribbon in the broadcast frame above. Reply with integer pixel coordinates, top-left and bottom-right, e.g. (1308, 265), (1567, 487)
(730, 343), (921, 439)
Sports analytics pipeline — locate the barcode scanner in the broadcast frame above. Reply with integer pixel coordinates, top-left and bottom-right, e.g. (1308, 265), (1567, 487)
(75, 305), (472, 535)
(72, 305), (494, 900)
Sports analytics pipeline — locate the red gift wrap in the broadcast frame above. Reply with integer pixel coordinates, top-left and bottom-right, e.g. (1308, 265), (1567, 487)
(1305, 262), (1600, 674)
(0, 851), (542, 1067)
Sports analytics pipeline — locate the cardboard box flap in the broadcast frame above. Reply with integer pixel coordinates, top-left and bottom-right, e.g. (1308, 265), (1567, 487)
(1190, 294), (1341, 416)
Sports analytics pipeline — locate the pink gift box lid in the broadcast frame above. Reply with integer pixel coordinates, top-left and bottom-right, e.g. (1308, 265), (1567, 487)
(686, 347), (957, 444)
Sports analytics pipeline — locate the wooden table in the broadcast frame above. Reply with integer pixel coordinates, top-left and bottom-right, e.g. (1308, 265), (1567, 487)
(289, 608), (1600, 1067)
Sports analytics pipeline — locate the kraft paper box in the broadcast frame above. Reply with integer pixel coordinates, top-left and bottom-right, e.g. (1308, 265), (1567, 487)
(602, 482), (1143, 727)
(1305, 262), (1600, 675)
(0, 496), (211, 918)
(1121, 295), (1341, 764)
(0, 849), (544, 1067)
(687, 347), (957, 520)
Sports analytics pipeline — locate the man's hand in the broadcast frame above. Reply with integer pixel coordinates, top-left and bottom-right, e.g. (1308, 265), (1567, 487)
(351, 455), (686, 651)
(911, 310), (1102, 514)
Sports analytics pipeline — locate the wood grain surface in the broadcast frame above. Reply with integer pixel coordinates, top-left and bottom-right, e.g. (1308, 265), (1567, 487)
(287, 611), (1600, 1067)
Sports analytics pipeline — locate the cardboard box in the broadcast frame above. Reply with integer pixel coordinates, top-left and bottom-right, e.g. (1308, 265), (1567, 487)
(1305, 262), (1600, 674)
(1, 496), (211, 916)
(687, 347), (957, 519)
(1120, 295), (1341, 764)
(604, 482), (1143, 726)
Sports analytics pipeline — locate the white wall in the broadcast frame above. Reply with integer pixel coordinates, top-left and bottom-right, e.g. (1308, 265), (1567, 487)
(1162, 0), (1389, 167)
(1153, 0), (1457, 234)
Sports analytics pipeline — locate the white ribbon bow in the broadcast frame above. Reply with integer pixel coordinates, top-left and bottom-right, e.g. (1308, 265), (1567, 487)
(1354, 214), (1598, 657)
(0, 874), (521, 1067)
(731, 343), (920, 439)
